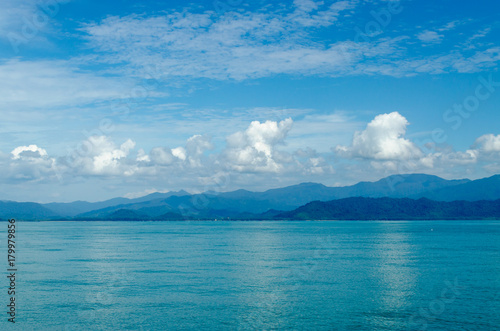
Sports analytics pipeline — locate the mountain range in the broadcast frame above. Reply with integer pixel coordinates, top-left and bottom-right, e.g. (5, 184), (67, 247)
(275, 197), (500, 220)
(1, 173), (500, 220)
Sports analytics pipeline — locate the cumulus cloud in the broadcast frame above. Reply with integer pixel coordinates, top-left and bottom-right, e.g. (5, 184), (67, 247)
(473, 134), (500, 153)
(332, 112), (500, 176)
(144, 134), (212, 169)
(295, 148), (335, 175)
(6, 114), (500, 202)
(9, 144), (58, 181)
(47, 134), (212, 181)
(11, 144), (48, 160)
(136, 149), (150, 163)
(64, 136), (136, 176)
(94, 138), (135, 174)
(440, 150), (478, 165)
(149, 146), (183, 166)
(224, 118), (293, 172)
(185, 135), (213, 167)
(336, 112), (423, 161)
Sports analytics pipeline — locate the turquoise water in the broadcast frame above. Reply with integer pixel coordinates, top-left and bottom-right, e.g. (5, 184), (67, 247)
(2, 221), (499, 330)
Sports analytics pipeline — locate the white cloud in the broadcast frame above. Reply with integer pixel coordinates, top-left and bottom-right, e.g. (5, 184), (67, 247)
(416, 30), (444, 44)
(186, 135), (213, 155)
(5, 112), (500, 201)
(11, 144), (48, 160)
(149, 147), (178, 166)
(171, 147), (187, 161)
(8, 144), (58, 181)
(144, 134), (212, 168)
(184, 135), (213, 167)
(224, 118), (293, 172)
(93, 138), (135, 174)
(332, 113), (500, 177)
(136, 149), (150, 162)
(473, 134), (500, 153)
(336, 112), (423, 161)
(64, 136), (136, 176)
(295, 148), (335, 175)
(442, 150), (478, 165)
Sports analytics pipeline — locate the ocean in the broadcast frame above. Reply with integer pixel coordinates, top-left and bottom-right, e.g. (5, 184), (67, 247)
(2, 220), (499, 330)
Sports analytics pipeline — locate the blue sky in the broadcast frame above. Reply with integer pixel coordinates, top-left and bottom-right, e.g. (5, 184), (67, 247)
(1, 0), (499, 202)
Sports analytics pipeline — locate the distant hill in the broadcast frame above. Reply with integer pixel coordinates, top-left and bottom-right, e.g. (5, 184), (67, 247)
(73, 174), (473, 219)
(108, 209), (149, 220)
(44, 190), (190, 217)
(0, 201), (59, 220)
(218, 174), (470, 206)
(4, 173), (500, 220)
(344, 174), (470, 198)
(413, 174), (500, 201)
(274, 197), (500, 220)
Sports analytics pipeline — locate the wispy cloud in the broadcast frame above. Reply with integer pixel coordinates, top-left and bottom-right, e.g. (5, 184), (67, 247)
(0, 59), (134, 108)
(437, 20), (463, 32)
(77, 2), (500, 82)
(0, 0), (72, 53)
(416, 30), (443, 44)
(80, 7), (362, 80)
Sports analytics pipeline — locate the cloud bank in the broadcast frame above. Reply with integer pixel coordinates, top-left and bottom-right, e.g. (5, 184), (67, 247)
(5, 113), (500, 196)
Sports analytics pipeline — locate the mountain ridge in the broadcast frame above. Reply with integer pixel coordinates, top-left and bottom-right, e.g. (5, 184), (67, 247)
(275, 197), (500, 220)
(1, 173), (498, 220)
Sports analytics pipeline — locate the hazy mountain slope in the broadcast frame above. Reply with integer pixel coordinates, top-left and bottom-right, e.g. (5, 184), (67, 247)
(74, 174), (476, 219)
(341, 174), (470, 198)
(275, 197), (500, 220)
(44, 190), (189, 217)
(19, 174), (500, 220)
(218, 174), (470, 209)
(77, 194), (276, 218)
(108, 209), (149, 220)
(416, 175), (500, 201)
(0, 201), (60, 220)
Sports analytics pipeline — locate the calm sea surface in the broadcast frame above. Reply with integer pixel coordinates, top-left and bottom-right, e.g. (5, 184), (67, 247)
(2, 221), (499, 330)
